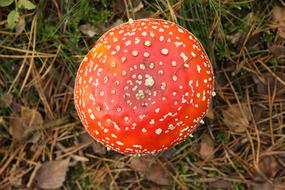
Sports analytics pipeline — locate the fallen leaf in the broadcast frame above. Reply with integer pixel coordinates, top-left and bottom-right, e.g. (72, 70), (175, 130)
(162, 148), (176, 159)
(222, 103), (251, 133)
(129, 156), (154, 172)
(8, 106), (43, 141)
(130, 0), (144, 14)
(259, 156), (278, 179)
(15, 16), (25, 36)
(205, 104), (215, 120)
(135, 10), (154, 19)
(209, 179), (232, 189)
(79, 133), (106, 155)
(79, 23), (98, 37)
(9, 116), (24, 141)
(199, 134), (215, 160)
(0, 93), (13, 107)
(21, 106), (43, 127)
(147, 185), (161, 190)
(145, 164), (170, 186)
(272, 6), (285, 39)
(99, 19), (124, 34)
(227, 31), (242, 45)
(274, 184), (285, 190)
(113, 0), (126, 17)
(253, 182), (273, 190)
(252, 73), (285, 98)
(35, 158), (70, 189)
(128, 156), (171, 185)
(269, 45), (285, 58)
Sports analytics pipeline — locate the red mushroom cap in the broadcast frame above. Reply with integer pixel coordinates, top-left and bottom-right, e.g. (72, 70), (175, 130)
(74, 18), (214, 154)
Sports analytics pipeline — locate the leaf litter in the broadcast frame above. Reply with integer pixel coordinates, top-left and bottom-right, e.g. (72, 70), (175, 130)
(272, 6), (285, 39)
(199, 134), (215, 160)
(222, 103), (252, 133)
(9, 106), (43, 141)
(34, 158), (70, 189)
(129, 155), (171, 186)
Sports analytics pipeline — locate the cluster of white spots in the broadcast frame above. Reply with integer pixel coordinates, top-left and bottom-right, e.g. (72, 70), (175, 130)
(136, 90), (145, 100)
(144, 75), (155, 87)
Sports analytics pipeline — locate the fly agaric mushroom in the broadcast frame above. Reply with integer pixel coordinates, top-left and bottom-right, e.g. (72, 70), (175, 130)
(74, 18), (214, 154)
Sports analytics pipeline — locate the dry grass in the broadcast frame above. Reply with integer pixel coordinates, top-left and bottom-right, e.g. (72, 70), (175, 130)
(0, 0), (285, 189)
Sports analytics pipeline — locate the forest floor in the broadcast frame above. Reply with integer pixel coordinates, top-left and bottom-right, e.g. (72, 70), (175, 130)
(0, 0), (285, 189)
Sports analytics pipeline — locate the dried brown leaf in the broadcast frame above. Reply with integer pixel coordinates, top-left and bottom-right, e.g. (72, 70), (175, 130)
(129, 156), (170, 185)
(9, 106), (43, 141)
(269, 45), (285, 58)
(79, 23), (98, 37)
(9, 117), (25, 141)
(274, 184), (285, 190)
(0, 93), (13, 107)
(253, 73), (285, 98)
(222, 103), (251, 133)
(15, 16), (25, 36)
(130, 1), (144, 14)
(205, 104), (215, 120)
(129, 156), (154, 172)
(210, 179), (232, 189)
(272, 6), (285, 39)
(253, 182), (273, 190)
(35, 158), (70, 189)
(145, 164), (170, 186)
(199, 134), (215, 160)
(259, 156), (278, 179)
(227, 32), (242, 45)
(79, 133), (106, 154)
(135, 10), (154, 19)
(113, 0), (126, 17)
(21, 106), (43, 127)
